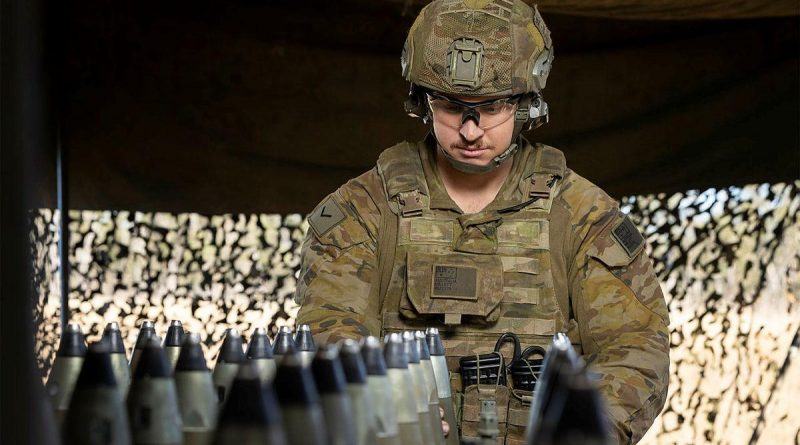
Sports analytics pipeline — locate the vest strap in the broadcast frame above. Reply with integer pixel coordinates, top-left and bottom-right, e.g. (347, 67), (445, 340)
(376, 140), (428, 206)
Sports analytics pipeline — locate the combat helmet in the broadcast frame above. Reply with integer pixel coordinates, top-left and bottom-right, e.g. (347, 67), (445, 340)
(401, 0), (554, 173)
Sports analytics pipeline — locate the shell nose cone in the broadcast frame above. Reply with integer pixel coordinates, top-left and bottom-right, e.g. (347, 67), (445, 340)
(218, 328), (245, 364)
(414, 331), (431, 360)
(274, 351), (320, 406)
(339, 339), (367, 384)
(175, 333), (208, 372)
(425, 328), (445, 356)
(102, 322), (126, 354)
(361, 336), (387, 376)
(219, 361), (283, 426)
(294, 324), (316, 352)
(133, 337), (172, 379)
(402, 332), (420, 364)
(247, 328), (274, 359)
(76, 341), (117, 388)
(311, 344), (347, 394)
(273, 327), (296, 356)
(163, 320), (184, 347)
(58, 322), (87, 357)
(134, 321), (156, 349)
(383, 333), (408, 369)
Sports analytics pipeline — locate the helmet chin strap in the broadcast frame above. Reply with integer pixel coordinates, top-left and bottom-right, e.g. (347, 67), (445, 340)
(435, 95), (533, 175)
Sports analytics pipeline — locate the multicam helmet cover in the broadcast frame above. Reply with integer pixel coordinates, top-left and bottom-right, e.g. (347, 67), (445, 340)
(401, 0), (554, 98)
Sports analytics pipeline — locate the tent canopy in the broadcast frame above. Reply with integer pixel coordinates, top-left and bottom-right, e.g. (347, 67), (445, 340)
(49, 0), (799, 214)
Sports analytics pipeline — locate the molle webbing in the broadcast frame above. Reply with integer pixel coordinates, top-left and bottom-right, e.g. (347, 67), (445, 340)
(375, 140), (570, 338)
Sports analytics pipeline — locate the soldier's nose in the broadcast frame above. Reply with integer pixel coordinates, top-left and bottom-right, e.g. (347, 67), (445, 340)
(459, 119), (484, 142)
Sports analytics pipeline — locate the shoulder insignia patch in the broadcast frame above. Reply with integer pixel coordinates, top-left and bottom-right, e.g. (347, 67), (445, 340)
(611, 214), (645, 258)
(308, 196), (347, 237)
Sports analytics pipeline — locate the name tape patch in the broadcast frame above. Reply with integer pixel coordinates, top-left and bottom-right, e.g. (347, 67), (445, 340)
(308, 196), (346, 237)
(432, 265), (478, 301)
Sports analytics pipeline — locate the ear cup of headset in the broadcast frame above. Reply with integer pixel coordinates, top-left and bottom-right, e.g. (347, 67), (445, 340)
(526, 94), (549, 131)
(404, 85), (430, 123)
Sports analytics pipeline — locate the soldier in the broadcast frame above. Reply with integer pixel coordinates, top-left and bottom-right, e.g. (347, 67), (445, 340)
(294, 1), (670, 444)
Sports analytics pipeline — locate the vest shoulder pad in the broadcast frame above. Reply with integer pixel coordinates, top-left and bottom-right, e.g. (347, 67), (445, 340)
(534, 143), (567, 177)
(377, 141), (426, 200)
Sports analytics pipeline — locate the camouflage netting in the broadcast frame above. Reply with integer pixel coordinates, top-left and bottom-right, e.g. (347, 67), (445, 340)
(31, 212), (306, 372)
(31, 180), (800, 443)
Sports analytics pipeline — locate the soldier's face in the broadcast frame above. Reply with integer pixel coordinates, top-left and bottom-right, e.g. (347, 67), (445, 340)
(430, 94), (516, 169)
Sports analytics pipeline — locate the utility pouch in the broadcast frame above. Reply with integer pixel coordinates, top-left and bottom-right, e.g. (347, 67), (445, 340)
(506, 346), (545, 444)
(402, 251), (504, 325)
(460, 383), (510, 443)
(458, 334), (523, 443)
(505, 395), (531, 445)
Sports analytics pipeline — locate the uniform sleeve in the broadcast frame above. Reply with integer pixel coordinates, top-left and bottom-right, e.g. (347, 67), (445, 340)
(571, 209), (671, 445)
(294, 188), (383, 344)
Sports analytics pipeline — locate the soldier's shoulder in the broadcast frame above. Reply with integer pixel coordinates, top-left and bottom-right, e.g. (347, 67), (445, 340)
(377, 140), (418, 161)
(339, 140), (419, 204)
(338, 167), (384, 205)
(556, 168), (619, 213)
(306, 151), (391, 242)
(554, 168), (619, 224)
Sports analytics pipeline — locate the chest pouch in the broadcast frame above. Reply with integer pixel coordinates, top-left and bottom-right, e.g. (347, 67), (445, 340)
(402, 250), (505, 326)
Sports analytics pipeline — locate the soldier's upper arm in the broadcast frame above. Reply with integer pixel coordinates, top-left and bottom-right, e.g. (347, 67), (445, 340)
(296, 190), (373, 303)
(583, 212), (669, 327)
(573, 210), (670, 444)
(309, 193), (371, 249)
(294, 189), (382, 341)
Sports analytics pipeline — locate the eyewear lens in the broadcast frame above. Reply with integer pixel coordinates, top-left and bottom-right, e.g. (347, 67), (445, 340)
(427, 94), (517, 129)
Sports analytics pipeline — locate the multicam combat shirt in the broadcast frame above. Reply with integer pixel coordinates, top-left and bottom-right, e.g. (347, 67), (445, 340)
(295, 136), (670, 444)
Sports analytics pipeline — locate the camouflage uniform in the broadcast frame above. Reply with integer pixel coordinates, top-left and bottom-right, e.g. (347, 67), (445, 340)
(296, 135), (670, 444)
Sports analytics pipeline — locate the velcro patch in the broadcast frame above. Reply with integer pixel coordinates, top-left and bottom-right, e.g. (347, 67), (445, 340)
(308, 196), (346, 237)
(432, 265), (478, 301)
(611, 215), (645, 258)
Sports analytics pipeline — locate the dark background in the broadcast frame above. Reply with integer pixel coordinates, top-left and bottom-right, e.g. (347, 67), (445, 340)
(48, 1), (800, 213)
